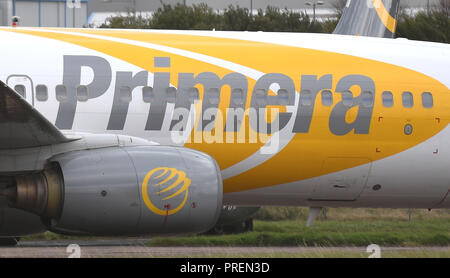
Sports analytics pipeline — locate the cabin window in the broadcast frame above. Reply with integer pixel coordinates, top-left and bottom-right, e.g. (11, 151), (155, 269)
(55, 85), (67, 102)
(402, 91), (414, 108)
(231, 88), (244, 105)
(342, 90), (353, 107)
(422, 92), (433, 108)
(300, 90), (313, 106)
(207, 88), (220, 105)
(119, 86), (132, 103)
(362, 91), (374, 107)
(166, 87), (177, 103)
(36, 85), (48, 101)
(278, 89), (289, 105)
(321, 90), (333, 106)
(142, 86), (153, 103)
(189, 87), (199, 104)
(382, 91), (393, 107)
(14, 85), (26, 98)
(255, 89), (267, 106)
(76, 85), (89, 102)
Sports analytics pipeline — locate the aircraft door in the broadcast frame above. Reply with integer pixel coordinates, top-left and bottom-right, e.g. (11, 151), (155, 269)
(310, 157), (372, 201)
(6, 75), (34, 106)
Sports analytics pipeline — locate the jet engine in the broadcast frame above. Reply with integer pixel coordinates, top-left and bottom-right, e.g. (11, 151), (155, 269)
(1, 146), (222, 236)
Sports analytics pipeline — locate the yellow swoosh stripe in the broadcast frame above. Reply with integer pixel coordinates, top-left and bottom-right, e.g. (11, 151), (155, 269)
(372, 0), (397, 33)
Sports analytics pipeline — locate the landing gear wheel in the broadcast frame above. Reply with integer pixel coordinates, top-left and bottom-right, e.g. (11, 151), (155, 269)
(203, 225), (225, 235)
(244, 218), (254, 232)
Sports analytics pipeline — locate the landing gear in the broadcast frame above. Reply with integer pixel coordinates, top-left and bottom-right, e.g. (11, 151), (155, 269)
(243, 218), (254, 232)
(203, 218), (254, 235)
(306, 207), (323, 227)
(0, 237), (20, 246)
(223, 218), (254, 234)
(202, 206), (260, 235)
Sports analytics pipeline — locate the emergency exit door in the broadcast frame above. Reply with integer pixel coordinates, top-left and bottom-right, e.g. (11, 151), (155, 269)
(7, 75), (34, 106)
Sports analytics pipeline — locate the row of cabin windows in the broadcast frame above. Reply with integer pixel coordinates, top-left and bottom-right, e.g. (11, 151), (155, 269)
(310, 90), (433, 109)
(382, 91), (433, 108)
(16, 84), (434, 109)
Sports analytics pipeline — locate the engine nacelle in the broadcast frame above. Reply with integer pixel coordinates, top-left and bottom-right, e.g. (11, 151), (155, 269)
(4, 146), (223, 236)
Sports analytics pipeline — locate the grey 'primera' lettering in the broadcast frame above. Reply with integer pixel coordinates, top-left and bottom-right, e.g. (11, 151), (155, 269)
(57, 55), (377, 136)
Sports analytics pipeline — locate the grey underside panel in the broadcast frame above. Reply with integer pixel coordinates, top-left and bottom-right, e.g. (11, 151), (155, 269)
(0, 81), (69, 149)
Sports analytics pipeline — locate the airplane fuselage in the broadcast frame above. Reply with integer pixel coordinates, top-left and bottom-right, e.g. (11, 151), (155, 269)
(1, 28), (450, 209)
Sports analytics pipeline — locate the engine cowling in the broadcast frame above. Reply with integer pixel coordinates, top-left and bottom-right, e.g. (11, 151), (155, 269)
(4, 146), (223, 236)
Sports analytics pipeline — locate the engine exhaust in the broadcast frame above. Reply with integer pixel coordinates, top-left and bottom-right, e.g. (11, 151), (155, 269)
(0, 166), (63, 219)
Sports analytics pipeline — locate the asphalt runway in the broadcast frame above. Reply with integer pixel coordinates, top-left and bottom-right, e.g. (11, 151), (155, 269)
(0, 240), (448, 258)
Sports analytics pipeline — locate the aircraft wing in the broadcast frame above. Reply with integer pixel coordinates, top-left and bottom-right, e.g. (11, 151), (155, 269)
(0, 80), (71, 149)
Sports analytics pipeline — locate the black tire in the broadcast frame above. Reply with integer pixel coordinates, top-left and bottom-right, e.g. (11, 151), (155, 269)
(202, 225), (225, 235)
(0, 237), (19, 246)
(244, 218), (254, 232)
(222, 219), (253, 234)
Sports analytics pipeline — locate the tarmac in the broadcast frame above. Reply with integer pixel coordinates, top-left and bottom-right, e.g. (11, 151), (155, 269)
(0, 240), (448, 258)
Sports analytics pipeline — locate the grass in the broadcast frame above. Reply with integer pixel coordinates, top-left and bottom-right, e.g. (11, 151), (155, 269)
(148, 219), (450, 247)
(148, 208), (450, 247)
(254, 207), (450, 221)
(23, 208), (450, 248)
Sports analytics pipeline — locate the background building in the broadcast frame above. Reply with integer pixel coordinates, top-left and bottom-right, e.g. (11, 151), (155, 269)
(0, 0), (89, 27)
(0, 0), (441, 27)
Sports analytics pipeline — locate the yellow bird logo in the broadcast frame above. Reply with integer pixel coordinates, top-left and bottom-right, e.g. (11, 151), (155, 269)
(142, 167), (191, 216)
